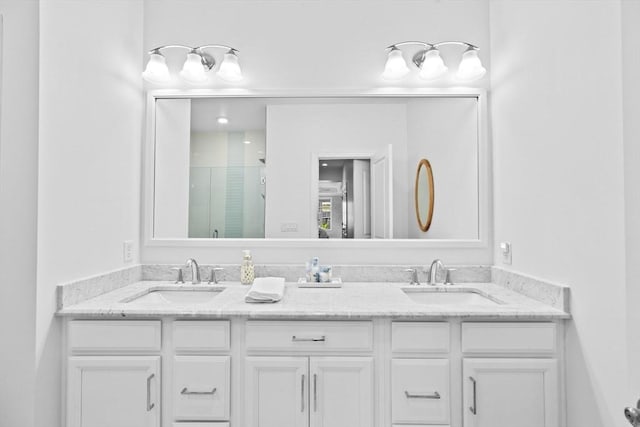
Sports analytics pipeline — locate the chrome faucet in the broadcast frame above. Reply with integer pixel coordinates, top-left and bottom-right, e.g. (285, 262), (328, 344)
(185, 258), (201, 284)
(428, 259), (445, 285)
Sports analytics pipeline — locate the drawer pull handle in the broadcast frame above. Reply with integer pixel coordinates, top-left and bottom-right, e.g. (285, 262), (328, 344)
(301, 374), (305, 412)
(469, 376), (477, 415)
(292, 335), (326, 342)
(404, 391), (441, 399)
(313, 373), (318, 411)
(146, 373), (155, 411)
(181, 387), (217, 395)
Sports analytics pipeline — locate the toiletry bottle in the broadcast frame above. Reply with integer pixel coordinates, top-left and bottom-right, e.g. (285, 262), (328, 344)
(310, 257), (320, 282)
(240, 250), (255, 285)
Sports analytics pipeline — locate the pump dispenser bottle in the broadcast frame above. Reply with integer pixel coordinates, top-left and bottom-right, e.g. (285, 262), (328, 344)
(240, 250), (255, 285)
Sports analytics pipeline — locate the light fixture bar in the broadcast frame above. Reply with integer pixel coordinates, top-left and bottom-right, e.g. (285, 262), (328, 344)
(388, 41), (479, 50)
(384, 40), (485, 82)
(142, 44), (242, 84)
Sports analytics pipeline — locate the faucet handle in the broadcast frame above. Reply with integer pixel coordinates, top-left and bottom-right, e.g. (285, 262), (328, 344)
(170, 267), (184, 284)
(445, 268), (456, 285)
(405, 268), (420, 286)
(208, 267), (224, 284)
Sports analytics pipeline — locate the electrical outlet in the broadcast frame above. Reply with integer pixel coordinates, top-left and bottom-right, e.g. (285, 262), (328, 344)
(123, 240), (134, 263)
(500, 241), (512, 265)
(280, 222), (298, 232)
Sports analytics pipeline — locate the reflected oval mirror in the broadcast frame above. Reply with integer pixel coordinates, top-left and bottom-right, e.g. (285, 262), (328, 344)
(415, 158), (434, 232)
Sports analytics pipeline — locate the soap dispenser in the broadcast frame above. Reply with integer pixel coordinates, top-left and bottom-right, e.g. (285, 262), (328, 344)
(240, 250), (255, 285)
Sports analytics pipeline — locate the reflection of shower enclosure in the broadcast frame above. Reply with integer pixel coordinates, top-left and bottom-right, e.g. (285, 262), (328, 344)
(189, 166), (265, 238)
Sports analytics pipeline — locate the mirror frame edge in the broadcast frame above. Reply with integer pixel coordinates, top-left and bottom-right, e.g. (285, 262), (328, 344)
(142, 88), (491, 252)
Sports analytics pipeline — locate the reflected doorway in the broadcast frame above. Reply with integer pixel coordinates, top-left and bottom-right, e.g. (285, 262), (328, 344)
(318, 159), (371, 239)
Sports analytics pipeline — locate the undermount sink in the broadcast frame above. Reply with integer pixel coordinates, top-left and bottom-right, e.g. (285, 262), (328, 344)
(402, 288), (502, 306)
(122, 287), (224, 305)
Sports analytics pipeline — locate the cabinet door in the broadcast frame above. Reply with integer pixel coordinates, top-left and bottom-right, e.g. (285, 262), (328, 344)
(309, 357), (373, 427)
(245, 357), (309, 427)
(67, 356), (160, 427)
(463, 358), (559, 427)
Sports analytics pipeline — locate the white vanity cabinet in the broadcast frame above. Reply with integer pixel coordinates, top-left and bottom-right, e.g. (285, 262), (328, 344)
(67, 356), (160, 427)
(65, 319), (231, 427)
(461, 323), (560, 427)
(244, 321), (374, 427)
(245, 357), (309, 427)
(462, 358), (558, 427)
(244, 356), (374, 427)
(171, 320), (231, 423)
(391, 322), (451, 427)
(66, 321), (162, 427)
(63, 318), (564, 427)
(310, 357), (374, 427)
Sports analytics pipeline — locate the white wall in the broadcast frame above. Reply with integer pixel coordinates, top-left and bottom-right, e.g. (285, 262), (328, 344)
(141, 0), (492, 266)
(37, 1), (144, 426)
(0, 1), (38, 426)
(490, 1), (627, 425)
(143, 0), (489, 91)
(622, 0), (640, 400)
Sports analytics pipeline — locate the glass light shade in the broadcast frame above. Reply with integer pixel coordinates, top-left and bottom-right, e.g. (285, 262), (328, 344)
(382, 48), (410, 80)
(418, 49), (448, 81)
(180, 53), (208, 83)
(217, 51), (243, 82)
(456, 49), (486, 81)
(142, 53), (170, 83)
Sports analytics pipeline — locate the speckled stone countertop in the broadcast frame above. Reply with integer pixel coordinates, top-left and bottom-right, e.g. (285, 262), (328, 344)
(57, 281), (570, 320)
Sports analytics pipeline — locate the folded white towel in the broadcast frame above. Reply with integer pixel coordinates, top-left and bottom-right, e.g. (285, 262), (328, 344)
(245, 277), (286, 303)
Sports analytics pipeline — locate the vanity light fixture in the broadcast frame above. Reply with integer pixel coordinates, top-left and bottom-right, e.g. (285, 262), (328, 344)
(383, 41), (486, 82)
(382, 46), (410, 80)
(142, 44), (243, 84)
(217, 116), (229, 125)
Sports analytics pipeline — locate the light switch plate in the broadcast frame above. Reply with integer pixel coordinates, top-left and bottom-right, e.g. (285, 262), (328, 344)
(123, 240), (134, 263)
(500, 241), (512, 265)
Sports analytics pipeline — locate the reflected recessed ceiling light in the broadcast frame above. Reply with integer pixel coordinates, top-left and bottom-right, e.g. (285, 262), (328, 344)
(217, 117), (228, 124)
(321, 163), (328, 167)
(244, 140), (252, 144)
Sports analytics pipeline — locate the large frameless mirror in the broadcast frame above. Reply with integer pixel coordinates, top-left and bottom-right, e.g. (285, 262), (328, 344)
(148, 95), (482, 241)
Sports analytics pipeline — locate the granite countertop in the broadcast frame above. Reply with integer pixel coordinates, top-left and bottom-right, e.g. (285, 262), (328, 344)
(57, 280), (570, 320)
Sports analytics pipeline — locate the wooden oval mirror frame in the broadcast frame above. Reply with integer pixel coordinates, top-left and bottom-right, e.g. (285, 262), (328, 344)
(414, 158), (435, 232)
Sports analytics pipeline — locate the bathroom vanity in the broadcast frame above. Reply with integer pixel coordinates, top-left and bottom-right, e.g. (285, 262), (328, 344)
(58, 279), (569, 427)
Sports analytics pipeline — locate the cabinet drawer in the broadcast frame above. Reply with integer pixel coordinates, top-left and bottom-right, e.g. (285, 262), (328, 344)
(173, 356), (230, 421)
(461, 322), (557, 354)
(245, 321), (373, 352)
(173, 321), (230, 352)
(68, 320), (161, 352)
(392, 322), (450, 354)
(392, 359), (450, 425)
